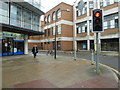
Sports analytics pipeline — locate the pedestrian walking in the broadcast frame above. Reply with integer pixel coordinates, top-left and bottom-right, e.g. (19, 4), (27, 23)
(32, 45), (38, 58)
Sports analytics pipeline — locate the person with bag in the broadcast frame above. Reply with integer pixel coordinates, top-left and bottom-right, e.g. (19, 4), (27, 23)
(32, 45), (38, 58)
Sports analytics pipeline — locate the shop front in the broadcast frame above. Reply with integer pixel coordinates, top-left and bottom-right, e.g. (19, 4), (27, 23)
(1, 32), (24, 56)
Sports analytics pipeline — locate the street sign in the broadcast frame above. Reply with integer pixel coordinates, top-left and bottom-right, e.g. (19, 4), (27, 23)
(92, 9), (103, 32)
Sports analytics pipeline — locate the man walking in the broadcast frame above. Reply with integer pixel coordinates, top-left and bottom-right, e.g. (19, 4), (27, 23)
(32, 45), (38, 58)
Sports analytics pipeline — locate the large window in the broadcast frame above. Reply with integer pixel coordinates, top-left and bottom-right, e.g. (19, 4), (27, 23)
(1, 2), (40, 31)
(48, 28), (50, 36)
(77, 22), (87, 34)
(52, 11), (56, 21)
(52, 27), (55, 35)
(57, 9), (61, 19)
(77, 26), (81, 34)
(47, 15), (50, 23)
(10, 3), (22, 27)
(0, 1), (9, 24)
(104, 13), (118, 29)
(89, 1), (93, 8)
(22, 8), (32, 29)
(32, 14), (39, 31)
(44, 16), (47, 24)
(100, 0), (118, 8)
(57, 25), (61, 34)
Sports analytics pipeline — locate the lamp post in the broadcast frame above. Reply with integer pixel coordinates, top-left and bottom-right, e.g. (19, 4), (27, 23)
(54, 9), (70, 59)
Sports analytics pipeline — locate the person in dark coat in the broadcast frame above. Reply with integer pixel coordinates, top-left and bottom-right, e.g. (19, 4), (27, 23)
(32, 45), (38, 58)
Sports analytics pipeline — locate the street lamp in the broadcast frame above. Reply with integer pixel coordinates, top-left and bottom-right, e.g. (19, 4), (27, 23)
(54, 9), (70, 59)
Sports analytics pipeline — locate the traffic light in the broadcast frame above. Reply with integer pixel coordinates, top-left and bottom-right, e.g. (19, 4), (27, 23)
(92, 9), (103, 32)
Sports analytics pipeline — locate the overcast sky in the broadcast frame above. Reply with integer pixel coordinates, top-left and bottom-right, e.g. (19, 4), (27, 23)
(41, 0), (75, 13)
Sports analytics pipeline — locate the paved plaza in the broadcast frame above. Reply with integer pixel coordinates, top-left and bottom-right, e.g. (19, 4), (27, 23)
(1, 54), (118, 88)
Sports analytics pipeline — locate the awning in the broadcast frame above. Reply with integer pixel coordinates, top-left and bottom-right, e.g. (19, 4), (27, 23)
(0, 23), (44, 36)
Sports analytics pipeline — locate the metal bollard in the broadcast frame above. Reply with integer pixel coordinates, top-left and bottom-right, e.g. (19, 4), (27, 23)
(91, 49), (94, 65)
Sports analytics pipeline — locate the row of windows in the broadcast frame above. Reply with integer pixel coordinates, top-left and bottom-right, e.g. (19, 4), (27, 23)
(44, 9), (61, 24)
(100, 0), (118, 8)
(76, 0), (118, 17)
(42, 41), (61, 50)
(44, 25), (61, 37)
(77, 19), (118, 34)
(0, 1), (40, 31)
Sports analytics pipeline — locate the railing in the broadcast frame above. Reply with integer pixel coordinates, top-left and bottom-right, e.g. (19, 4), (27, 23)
(0, 14), (42, 32)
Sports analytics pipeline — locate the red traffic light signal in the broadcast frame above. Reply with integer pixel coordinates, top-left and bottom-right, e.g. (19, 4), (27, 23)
(92, 9), (103, 32)
(95, 12), (101, 17)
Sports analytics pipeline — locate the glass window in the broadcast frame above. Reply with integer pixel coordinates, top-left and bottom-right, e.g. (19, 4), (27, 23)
(104, 21), (108, 29)
(52, 11), (56, 21)
(47, 15), (50, 23)
(44, 16), (47, 24)
(82, 26), (85, 33)
(22, 9), (32, 29)
(110, 20), (115, 28)
(57, 9), (61, 19)
(89, 22), (92, 32)
(109, 0), (114, 5)
(48, 28), (50, 36)
(89, 1), (93, 8)
(78, 27), (81, 33)
(10, 4), (22, 27)
(114, 0), (118, 2)
(32, 13), (39, 31)
(58, 25), (61, 34)
(115, 19), (118, 28)
(52, 27), (55, 35)
(103, 0), (107, 7)
(0, 2), (9, 24)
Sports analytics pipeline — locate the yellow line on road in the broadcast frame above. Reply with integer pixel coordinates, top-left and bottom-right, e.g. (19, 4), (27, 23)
(100, 63), (120, 75)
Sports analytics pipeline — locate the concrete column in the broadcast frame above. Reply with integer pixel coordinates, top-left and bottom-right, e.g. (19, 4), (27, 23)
(87, 0), (90, 36)
(24, 35), (28, 54)
(73, 2), (77, 60)
(87, 40), (90, 51)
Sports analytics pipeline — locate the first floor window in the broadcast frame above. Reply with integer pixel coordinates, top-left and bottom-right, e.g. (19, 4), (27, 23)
(82, 26), (85, 33)
(52, 27), (55, 35)
(115, 19), (118, 28)
(104, 21), (108, 29)
(110, 19), (115, 28)
(58, 25), (61, 34)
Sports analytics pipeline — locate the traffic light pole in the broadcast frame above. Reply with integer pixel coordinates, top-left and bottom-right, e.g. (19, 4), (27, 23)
(94, 0), (100, 74)
(96, 33), (99, 73)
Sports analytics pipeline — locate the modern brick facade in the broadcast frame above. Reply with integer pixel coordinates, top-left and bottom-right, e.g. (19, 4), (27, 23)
(29, 0), (119, 52)
(29, 2), (73, 51)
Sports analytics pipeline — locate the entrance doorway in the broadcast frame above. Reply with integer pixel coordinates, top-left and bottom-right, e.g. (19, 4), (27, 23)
(2, 37), (14, 56)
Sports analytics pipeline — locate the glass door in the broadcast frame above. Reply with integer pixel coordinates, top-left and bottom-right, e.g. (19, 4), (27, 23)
(2, 37), (14, 56)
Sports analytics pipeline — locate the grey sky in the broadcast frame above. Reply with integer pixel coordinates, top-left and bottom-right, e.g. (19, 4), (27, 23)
(41, 0), (75, 12)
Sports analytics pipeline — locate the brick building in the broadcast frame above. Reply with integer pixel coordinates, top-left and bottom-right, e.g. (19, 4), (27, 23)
(29, 0), (119, 52)
(29, 2), (73, 51)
